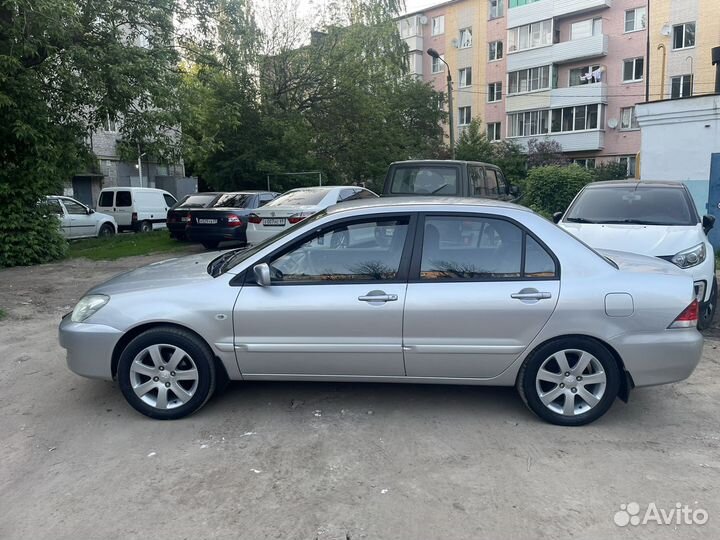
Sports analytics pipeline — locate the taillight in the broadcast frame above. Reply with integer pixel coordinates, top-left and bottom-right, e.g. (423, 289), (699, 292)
(180, 213), (190, 223)
(288, 213), (309, 224)
(131, 212), (138, 222)
(668, 299), (699, 328)
(249, 213), (261, 224)
(227, 214), (243, 227)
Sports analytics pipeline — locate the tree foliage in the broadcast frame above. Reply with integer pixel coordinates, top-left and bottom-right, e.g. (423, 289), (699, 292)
(592, 161), (629, 181)
(523, 165), (594, 216)
(527, 138), (569, 169)
(455, 120), (494, 163)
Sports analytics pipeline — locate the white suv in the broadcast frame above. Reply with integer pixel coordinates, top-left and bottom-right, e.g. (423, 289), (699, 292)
(557, 181), (716, 329)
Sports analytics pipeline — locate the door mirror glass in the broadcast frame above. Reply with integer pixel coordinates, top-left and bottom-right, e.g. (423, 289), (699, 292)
(552, 212), (563, 224)
(703, 214), (715, 233)
(253, 263), (272, 287)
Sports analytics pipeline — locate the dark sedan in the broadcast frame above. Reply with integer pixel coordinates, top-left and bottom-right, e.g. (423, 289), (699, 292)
(186, 191), (279, 249)
(167, 192), (222, 240)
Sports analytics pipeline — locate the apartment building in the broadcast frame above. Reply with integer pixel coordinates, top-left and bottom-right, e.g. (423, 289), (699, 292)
(399, 0), (658, 174)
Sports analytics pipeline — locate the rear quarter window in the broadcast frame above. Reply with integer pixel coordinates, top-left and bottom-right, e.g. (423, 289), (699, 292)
(116, 191), (132, 207)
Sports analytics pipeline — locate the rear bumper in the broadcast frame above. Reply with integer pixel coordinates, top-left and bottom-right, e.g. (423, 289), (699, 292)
(58, 315), (122, 381)
(167, 222), (188, 234)
(187, 226), (247, 244)
(611, 329), (703, 387)
(246, 225), (285, 245)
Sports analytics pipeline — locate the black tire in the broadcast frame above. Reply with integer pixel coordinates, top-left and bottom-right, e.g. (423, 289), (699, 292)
(138, 220), (152, 233)
(517, 337), (620, 426)
(202, 240), (220, 250)
(98, 223), (115, 238)
(697, 278), (717, 331)
(117, 326), (217, 420)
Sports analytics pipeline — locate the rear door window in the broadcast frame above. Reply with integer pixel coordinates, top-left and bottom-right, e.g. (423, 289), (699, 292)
(469, 166), (486, 197)
(46, 199), (64, 215)
(390, 166), (459, 195)
(116, 191), (132, 207)
(98, 191), (114, 207)
(484, 169), (500, 197)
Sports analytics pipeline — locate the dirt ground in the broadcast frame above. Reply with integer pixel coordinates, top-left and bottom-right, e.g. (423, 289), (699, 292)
(1, 249), (719, 539)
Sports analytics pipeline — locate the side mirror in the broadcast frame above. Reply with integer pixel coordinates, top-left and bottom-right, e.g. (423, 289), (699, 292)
(88, 208), (95, 215)
(253, 263), (271, 287)
(703, 214), (715, 234)
(552, 212), (563, 224)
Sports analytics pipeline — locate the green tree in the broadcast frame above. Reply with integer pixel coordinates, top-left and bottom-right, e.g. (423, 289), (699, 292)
(523, 165), (594, 217)
(491, 139), (527, 189)
(593, 161), (629, 181)
(455, 119), (494, 162)
(527, 138), (568, 168)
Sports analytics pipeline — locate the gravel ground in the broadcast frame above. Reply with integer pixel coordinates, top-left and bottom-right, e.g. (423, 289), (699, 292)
(1, 250), (719, 539)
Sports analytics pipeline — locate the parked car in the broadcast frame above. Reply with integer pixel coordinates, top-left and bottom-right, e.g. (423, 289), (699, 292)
(246, 186), (377, 245)
(381, 160), (517, 200)
(96, 187), (177, 232)
(167, 192), (222, 241)
(59, 197), (702, 425)
(556, 180), (716, 329)
(185, 191), (279, 249)
(46, 196), (117, 239)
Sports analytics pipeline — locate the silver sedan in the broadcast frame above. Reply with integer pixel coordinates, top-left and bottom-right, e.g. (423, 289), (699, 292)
(59, 197), (703, 425)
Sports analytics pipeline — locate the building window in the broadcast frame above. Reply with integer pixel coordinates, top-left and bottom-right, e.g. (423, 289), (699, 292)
(508, 20), (552, 53)
(624, 7), (647, 33)
(673, 23), (696, 50)
(569, 64), (602, 86)
(488, 40), (503, 61)
(104, 115), (118, 132)
(620, 106), (639, 130)
(550, 105), (601, 133)
(623, 57), (644, 82)
(510, 0), (541, 7)
(573, 158), (596, 169)
(458, 106), (472, 126)
(488, 82), (502, 103)
(570, 18), (602, 40)
(487, 123), (502, 141)
(459, 28), (473, 48)
(508, 65), (551, 94)
(431, 16), (445, 36)
(619, 156), (637, 177)
(459, 67), (472, 88)
(671, 74), (694, 99)
(489, 0), (504, 19)
(398, 17), (419, 39)
(431, 54), (445, 74)
(508, 110), (550, 137)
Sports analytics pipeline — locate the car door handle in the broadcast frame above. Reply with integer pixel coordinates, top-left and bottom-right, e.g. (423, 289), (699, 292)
(358, 293), (398, 303)
(511, 291), (552, 300)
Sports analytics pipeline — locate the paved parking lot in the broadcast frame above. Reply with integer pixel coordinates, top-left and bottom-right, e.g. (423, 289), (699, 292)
(1, 252), (719, 539)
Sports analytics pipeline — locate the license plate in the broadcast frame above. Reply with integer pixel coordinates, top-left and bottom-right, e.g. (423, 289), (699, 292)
(196, 218), (217, 225)
(263, 218), (285, 226)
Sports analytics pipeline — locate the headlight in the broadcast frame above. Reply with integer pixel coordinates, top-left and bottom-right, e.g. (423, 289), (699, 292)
(671, 243), (706, 269)
(71, 295), (109, 322)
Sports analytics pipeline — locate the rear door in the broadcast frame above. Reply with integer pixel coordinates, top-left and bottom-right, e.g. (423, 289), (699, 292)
(403, 213), (560, 378)
(233, 214), (414, 376)
(47, 198), (69, 237)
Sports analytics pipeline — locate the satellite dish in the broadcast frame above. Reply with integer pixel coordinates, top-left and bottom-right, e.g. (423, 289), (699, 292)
(419, 15), (428, 25)
(660, 24), (672, 36)
(608, 118), (618, 129)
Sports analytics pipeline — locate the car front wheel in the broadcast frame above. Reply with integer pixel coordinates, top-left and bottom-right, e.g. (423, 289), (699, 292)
(98, 223), (115, 238)
(517, 337), (620, 426)
(117, 327), (216, 420)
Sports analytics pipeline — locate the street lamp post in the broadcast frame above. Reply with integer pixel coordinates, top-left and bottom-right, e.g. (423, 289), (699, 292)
(137, 144), (147, 188)
(427, 48), (455, 159)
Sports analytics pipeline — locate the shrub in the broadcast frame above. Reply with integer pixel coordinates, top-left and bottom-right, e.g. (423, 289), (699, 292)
(592, 161), (629, 182)
(523, 165), (594, 217)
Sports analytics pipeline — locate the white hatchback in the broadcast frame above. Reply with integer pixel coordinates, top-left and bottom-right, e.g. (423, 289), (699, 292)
(557, 181), (716, 329)
(246, 186), (377, 244)
(46, 196), (117, 239)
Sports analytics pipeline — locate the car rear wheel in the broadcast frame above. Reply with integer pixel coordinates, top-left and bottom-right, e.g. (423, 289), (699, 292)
(117, 327), (216, 420)
(98, 223), (115, 238)
(697, 278), (717, 331)
(202, 240), (219, 250)
(517, 337), (620, 426)
(138, 220), (152, 233)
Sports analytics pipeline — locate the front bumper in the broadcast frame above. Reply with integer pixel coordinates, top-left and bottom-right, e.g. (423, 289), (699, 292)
(611, 329), (703, 387)
(58, 315), (123, 380)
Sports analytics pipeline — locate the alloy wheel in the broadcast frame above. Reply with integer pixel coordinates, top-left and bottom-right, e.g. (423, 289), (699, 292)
(129, 344), (199, 410)
(534, 349), (607, 416)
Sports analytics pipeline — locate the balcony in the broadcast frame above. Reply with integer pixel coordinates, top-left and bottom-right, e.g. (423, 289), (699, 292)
(506, 83), (607, 113)
(511, 131), (605, 152)
(507, 34), (608, 72)
(508, 0), (612, 28)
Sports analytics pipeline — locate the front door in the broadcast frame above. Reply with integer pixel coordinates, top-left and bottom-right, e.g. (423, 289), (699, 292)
(233, 215), (413, 376)
(403, 214), (560, 379)
(61, 198), (96, 238)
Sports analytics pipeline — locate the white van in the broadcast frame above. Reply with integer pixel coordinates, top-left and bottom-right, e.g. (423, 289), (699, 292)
(97, 187), (177, 232)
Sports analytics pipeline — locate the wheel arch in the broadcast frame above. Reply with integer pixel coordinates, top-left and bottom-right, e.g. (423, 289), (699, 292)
(516, 334), (634, 402)
(111, 322), (229, 382)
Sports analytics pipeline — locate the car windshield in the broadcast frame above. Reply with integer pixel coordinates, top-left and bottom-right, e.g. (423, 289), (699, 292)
(564, 186), (698, 226)
(212, 193), (254, 208)
(177, 194), (218, 208)
(213, 209), (329, 276)
(390, 166), (459, 195)
(265, 189), (330, 207)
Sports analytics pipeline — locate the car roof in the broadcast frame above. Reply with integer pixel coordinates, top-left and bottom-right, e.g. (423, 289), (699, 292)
(100, 187), (170, 193)
(326, 196), (529, 215)
(389, 159), (497, 167)
(584, 180), (687, 189)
